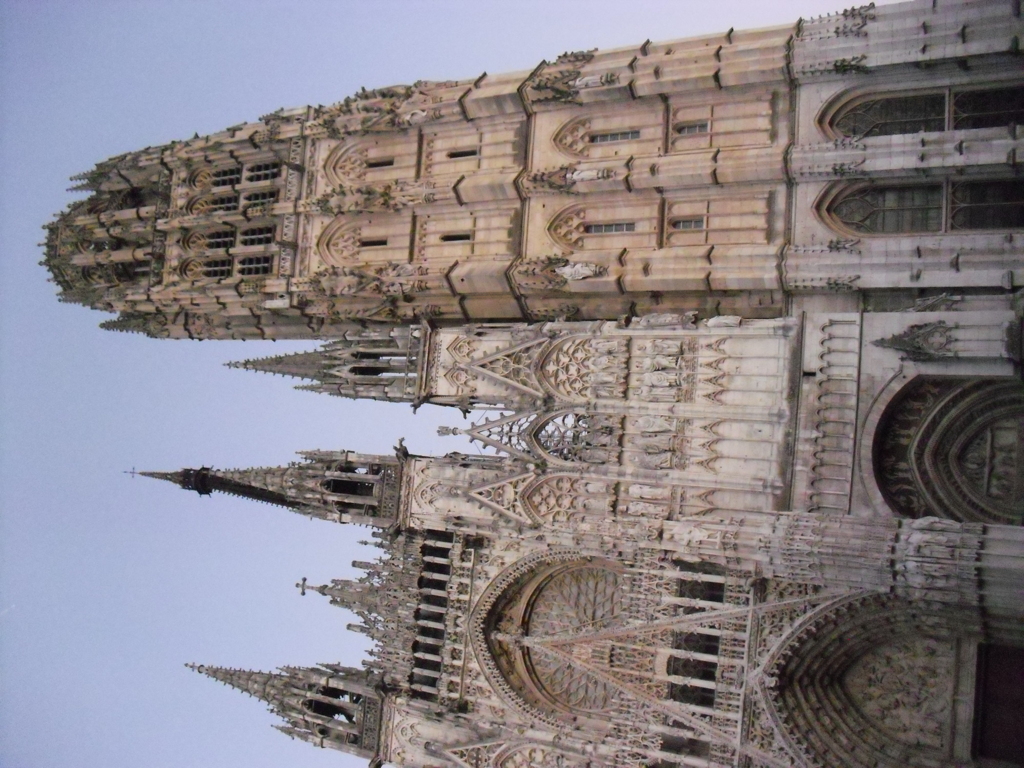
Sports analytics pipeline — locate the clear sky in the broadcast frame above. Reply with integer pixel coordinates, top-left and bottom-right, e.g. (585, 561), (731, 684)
(0, 1), (900, 767)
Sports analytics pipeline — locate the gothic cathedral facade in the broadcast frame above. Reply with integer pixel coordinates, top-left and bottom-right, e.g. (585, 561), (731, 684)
(43, 1), (1024, 766)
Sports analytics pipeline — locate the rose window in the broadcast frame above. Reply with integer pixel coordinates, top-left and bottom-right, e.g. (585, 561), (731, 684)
(485, 560), (625, 719)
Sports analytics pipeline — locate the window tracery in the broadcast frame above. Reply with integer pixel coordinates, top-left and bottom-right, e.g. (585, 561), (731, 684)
(829, 83), (1024, 137)
(825, 179), (1024, 234)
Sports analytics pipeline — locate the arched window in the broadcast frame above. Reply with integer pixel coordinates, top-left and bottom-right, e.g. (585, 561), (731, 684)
(210, 167), (242, 187)
(827, 179), (1024, 234)
(242, 190), (278, 206)
(244, 162), (281, 182)
(830, 84), (1024, 137)
(830, 185), (943, 233)
(239, 226), (275, 246)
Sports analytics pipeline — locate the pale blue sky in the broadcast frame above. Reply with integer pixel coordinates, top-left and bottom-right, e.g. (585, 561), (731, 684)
(0, 1), (897, 766)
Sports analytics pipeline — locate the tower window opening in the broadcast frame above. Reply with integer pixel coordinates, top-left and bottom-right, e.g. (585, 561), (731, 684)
(239, 227), (275, 246)
(659, 734), (710, 757)
(420, 594), (448, 609)
(418, 576), (447, 591)
(421, 544), (450, 560)
(202, 258), (233, 278)
(418, 626), (445, 641)
(211, 167), (242, 187)
(671, 217), (705, 230)
(669, 684), (715, 708)
(245, 162), (281, 182)
(672, 631), (720, 656)
(439, 233), (472, 242)
(828, 179), (1024, 234)
(830, 184), (943, 233)
(203, 230), (236, 249)
(832, 84), (1024, 137)
(674, 122), (709, 135)
(667, 656), (718, 682)
(585, 222), (635, 234)
(446, 149), (478, 159)
(322, 479), (375, 497)
(365, 157), (395, 168)
(422, 561), (451, 576)
(676, 578), (725, 603)
(950, 180), (1024, 230)
(953, 85), (1024, 129)
(243, 190), (278, 205)
(589, 130), (641, 143)
(237, 255), (274, 276)
(359, 238), (388, 247)
(205, 195), (240, 213)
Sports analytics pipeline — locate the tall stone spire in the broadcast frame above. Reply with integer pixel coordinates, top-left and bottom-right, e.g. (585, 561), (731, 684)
(187, 663), (385, 760)
(227, 326), (424, 403)
(140, 450), (405, 526)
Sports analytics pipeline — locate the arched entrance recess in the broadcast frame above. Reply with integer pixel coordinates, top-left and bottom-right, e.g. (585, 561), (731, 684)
(872, 377), (1024, 524)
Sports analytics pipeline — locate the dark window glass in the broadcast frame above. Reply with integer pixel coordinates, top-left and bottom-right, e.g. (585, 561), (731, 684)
(675, 122), (709, 135)
(204, 230), (235, 249)
(245, 162), (281, 182)
(953, 85), (1024, 130)
(211, 167), (242, 187)
(439, 233), (472, 242)
(676, 579), (725, 603)
(590, 130), (641, 143)
(833, 94), (945, 137)
(447, 149), (478, 159)
(202, 258), (233, 278)
(672, 631), (720, 656)
(669, 683), (715, 708)
(239, 227), (275, 246)
(975, 644), (1024, 762)
(950, 180), (1024, 230)
(584, 222), (636, 234)
(359, 238), (388, 247)
(237, 255), (273, 275)
(365, 157), (395, 168)
(831, 185), (943, 233)
(671, 217), (705, 230)
(243, 190), (278, 205)
(205, 195), (239, 212)
(322, 479), (375, 496)
(667, 656), (718, 682)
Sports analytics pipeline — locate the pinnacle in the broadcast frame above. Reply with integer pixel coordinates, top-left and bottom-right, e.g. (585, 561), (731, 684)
(139, 470), (188, 485)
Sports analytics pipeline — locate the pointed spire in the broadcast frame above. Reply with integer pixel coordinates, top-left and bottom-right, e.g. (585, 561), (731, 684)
(140, 465), (297, 506)
(140, 468), (213, 494)
(186, 663), (284, 704)
(226, 351), (332, 382)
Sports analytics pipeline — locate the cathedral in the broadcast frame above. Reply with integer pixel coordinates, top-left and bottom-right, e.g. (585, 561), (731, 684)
(42, 0), (1024, 766)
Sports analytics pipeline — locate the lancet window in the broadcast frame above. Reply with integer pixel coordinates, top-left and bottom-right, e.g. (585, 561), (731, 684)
(410, 530), (455, 702)
(210, 166), (242, 187)
(827, 179), (1024, 234)
(244, 162), (282, 182)
(239, 226), (276, 246)
(830, 83), (1024, 137)
(589, 129), (641, 143)
(584, 222), (635, 234)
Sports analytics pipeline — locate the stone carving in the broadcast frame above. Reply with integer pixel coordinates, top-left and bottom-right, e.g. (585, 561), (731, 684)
(511, 257), (606, 291)
(843, 636), (954, 751)
(629, 312), (697, 330)
(311, 179), (443, 215)
(552, 116), (592, 158)
(703, 315), (741, 328)
(872, 321), (957, 361)
(310, 81), (467, 137)
(523, 50), (597, 105)
(523, 165), (616, 194)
